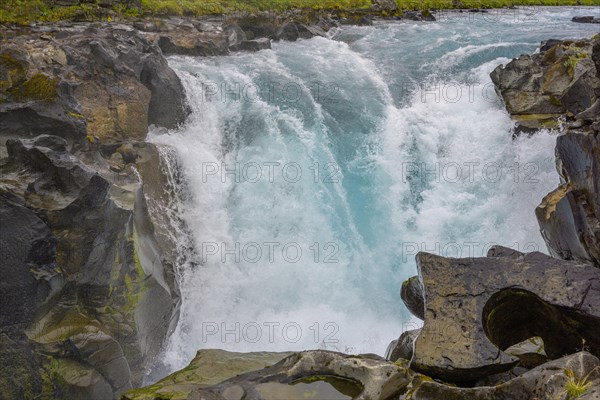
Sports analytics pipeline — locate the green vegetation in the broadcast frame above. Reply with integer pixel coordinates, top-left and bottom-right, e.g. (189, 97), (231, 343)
(549, 95), (562, 107)
(561, 367), (598, 399)
(563, 47), (589, 76)
(9, 73), (58, 101)
(397, 0), (597, 9)
(1, 0), (598, 24)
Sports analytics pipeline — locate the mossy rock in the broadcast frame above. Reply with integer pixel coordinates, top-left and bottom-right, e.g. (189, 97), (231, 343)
(0, 51), (27, 92)
(9, 73), (59, 102)
(122, 350), (293, 400)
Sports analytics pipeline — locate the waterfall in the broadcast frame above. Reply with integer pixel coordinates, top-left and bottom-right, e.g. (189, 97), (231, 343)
(147, 8), (598, 375)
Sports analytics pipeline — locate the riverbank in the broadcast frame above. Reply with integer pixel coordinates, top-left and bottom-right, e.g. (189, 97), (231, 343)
(1, 0), (598, 25)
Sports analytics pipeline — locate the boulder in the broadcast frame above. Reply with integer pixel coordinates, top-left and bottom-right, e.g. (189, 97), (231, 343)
(224, 23), (247, 49)
(386, 329), (420, 362)
(409, 247), (600, 381)
(503, 336), (548, 369)
(572, 16), (600, 24)
(536, 113), (600, 267)
(277, 22), (300, 41)
(540, 38), (562, 52)
(236, 16), (281, 40)
(154, 32), (229, 56)
(402, 11), (436, 21)
(1, 25), (189, 145)
(420, 10), (436, 22)
(297, 24), (326, 39)
(239, 38), (272, 52)
(490, 37), (600, 132)
(401, 276), (424, 320)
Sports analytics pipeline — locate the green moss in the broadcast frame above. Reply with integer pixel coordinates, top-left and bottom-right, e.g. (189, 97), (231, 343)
(68, 111), (85, 119)
(10, 74), (58, 102)
(549, 95), (562, 107)
(292, 375), (363, 398)
(0, 52), (27, 92)
(3, 0), (597, 24)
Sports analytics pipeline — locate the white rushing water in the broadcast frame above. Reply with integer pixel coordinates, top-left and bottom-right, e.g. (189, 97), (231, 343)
(148, 7), (600, 376)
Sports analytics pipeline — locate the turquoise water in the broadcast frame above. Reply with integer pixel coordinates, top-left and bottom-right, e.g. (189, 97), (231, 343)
(149, 7), (600, 374)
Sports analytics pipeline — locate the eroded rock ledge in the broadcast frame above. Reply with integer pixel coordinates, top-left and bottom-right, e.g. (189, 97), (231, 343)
(122, 349), (600, 400)
(123, 247), (600, 400)
(490, 35), (600, 134)
(492, 35), (600, 268)
(0, 134), (187, 399)
(1, 23), (194, 399)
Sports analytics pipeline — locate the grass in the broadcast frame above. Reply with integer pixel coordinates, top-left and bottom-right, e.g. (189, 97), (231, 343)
(561, 367), (598, 400)
(0, 0), (598, 25)
(563, 47), (589, 76)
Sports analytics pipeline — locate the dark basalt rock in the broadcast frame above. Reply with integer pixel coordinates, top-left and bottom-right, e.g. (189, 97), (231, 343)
(224, 23), (247, 49)
(239, 38), (272, 52)
(0, 195), (60, 331)
(297, 23), (326, 39)
(540, 38), (563, 52)
(402, 10), (436, 21)
(155, 32), (229, 56)
(277, 22), (300, 41)
(124, 350), (600, 400)
(406, 247), (600, 382)
(1, 25), (189, 145)
(409, 352), (600, 400)
(536, 122), (600, 267)
(401, 275), (425, 320)
(6, 135), (95, 203)
(489, 36), (600, 266)
(572, 16), (600, 24)
(490, 36), (600, 133)
(386, 329), (420, 362)
(236, 16), (281, 40)
(0, 136), (182, 398)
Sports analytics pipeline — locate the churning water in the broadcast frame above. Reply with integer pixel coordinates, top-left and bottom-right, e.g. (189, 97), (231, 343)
(148, 7), (600, 376)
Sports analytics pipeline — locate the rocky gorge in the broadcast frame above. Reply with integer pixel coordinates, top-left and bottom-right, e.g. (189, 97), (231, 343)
(123, 31), (600, 400)
(1, 5), (599, 400)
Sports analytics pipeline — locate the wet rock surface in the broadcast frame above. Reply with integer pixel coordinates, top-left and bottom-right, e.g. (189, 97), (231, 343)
(0, 134), (183, 398)
(405, 247), (599, 382)
(123, 349), (600, 400)
(408, 352), (600, 400)
(490, 36), (600, 267)
(124, 350), (419, 400)
(536, 103), (600, 267)
(123, 349), (294, 399)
